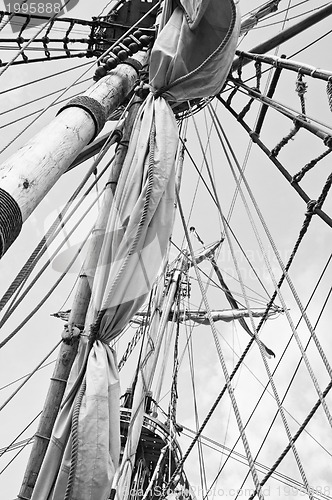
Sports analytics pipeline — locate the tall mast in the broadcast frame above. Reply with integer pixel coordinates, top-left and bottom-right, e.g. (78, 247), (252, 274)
(0, 51), (147, 258)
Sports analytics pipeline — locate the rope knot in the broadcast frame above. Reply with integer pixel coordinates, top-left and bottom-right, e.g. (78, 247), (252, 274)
(88, 324), (99, 344)
(324, 135), (332, 149)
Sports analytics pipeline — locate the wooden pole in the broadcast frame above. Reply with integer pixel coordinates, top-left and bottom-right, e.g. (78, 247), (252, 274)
(0, 51), (148, 258)
(17, 96), (144, 500)
(232, 3), (332, 72)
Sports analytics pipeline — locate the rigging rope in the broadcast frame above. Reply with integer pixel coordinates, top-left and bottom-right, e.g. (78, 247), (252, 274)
(0, 61), (90, 95)
(0, 142), (116, 318)
(212, 104), (332, 428)
(236, 278), (332, 497)
(174, 190), (265, 500)
(0, 0), (74, 75)
(218, 96), (332, 229)
(248, 378), (332, 500)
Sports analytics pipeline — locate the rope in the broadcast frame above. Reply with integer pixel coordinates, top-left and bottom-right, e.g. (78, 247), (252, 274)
(0, 147), (115, 318)
(218, 95), (332, 229)
(201, 104), (332, 493)
(0, 181), (105, 328)
(270, 73), (307, 157)
(0, 0), (73, 76)
(0, 78), (90, 118)
(0, 230), (91, 349)
(0, 341), (61, 412)
(0, 411), (41, 459)
(188, 113), (271, 298)
(0, 62), (90, 95)
(237, 61), (263, 121)
(327, 79), (332, 111)
(270, 121), (300, 157)
(64, 378), (86, 500)
(90, 117), (156, 338)
(296, 72), (308, 116)
(292, 146), (332, 183)
(248, 379), (332, 500)
(174, 190), (265, 500)
(205, 160), (313, 498)
(235, 277), (332, 497)
(218, 115), (332, 427)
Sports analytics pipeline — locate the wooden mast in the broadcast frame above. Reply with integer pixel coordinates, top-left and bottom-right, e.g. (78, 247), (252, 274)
(0, 51), (148, 259)
(17, 95), (145, 500)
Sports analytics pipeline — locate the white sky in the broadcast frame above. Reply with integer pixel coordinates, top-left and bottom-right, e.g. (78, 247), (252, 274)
(1, 1), (332, 499)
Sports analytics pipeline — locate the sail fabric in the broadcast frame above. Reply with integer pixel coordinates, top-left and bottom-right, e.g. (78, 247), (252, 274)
(149, 0), (240, 101)
(31, 94), (177, 500)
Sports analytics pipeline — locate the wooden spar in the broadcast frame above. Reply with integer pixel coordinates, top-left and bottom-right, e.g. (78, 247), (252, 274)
(235, 51), (332, 82)
(0, 51), (148, 259)
(232, 3), (332, 72)
(18, 96), (144, 500)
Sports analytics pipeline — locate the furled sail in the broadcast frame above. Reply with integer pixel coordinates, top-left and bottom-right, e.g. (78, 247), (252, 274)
(30, 1), (240, 498)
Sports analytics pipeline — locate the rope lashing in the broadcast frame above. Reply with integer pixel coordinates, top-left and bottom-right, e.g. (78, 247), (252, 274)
(226, 86), (238, 106)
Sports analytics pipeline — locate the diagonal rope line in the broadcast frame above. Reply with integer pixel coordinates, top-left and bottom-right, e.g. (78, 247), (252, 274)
(208, 104), (332, 417)
(199, 146), (314, 498)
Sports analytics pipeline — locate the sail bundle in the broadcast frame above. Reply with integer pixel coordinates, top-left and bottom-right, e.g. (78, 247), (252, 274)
(30, 1), (240, 498)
